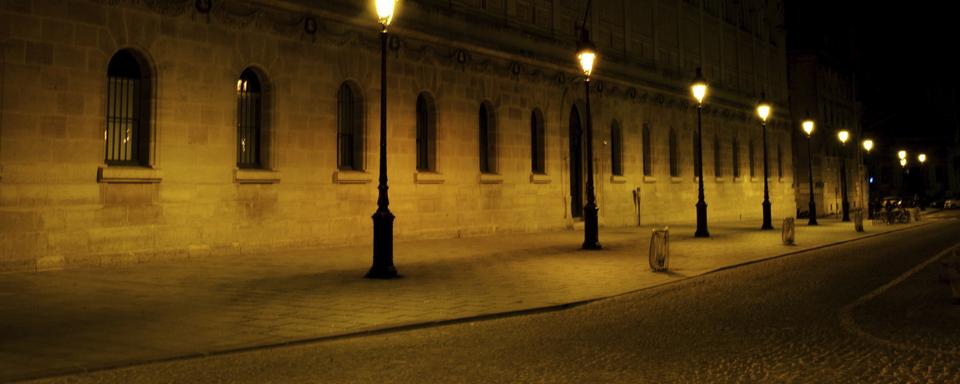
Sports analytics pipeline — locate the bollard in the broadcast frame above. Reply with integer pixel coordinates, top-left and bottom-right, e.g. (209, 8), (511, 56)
(649, 227), (669, 272)
(781, 218), (795, 245)
(854, 210), (864, 232)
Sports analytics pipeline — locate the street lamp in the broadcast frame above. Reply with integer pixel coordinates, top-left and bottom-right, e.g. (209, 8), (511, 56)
(918, 153), (927, 210)
(692, 67), (709, 238)
(862, 139), (874, 219)
(898, 150), (907, 161)
(756, 93), (773, 230)
(366, 0), (399, 279)
(802, 119), (817, 225)
(577, 24), (600, 250)
(837, 130), (850, 222)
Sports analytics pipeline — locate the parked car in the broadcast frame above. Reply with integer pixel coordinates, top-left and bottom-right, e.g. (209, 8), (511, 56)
(945, 198), (960, 209)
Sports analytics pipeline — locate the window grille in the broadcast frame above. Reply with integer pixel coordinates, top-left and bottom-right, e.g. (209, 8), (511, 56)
(338, 82), (364, 171)
(479, 103), (497, 173)
(105, 50), (148, 165)
(236, 68), (262, 168)
(642, 123), (652, 176)
(611, 122), (623, 176)
(416, 93), (437, 172)
(669, 129), (679, 177)
(531, 109), (546, 174)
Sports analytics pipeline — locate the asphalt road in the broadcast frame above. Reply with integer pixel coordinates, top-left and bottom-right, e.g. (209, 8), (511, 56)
(27, 216), (960, 383)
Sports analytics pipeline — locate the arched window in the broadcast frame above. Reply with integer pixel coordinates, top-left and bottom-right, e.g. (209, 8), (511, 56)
(642, 123), (652, 176)
(669, 129), (679, 177)
(479, 102), (497, 173)
(105, 49), (151, 165)
(416, 92), (437, 172)
(531, 108), (546, 174)
(236, 68), (263, 168)
(611, 121), (623, 176)
(732, 137), (741, 178)
(748, 139), (756, 178)
(337, 82), (364, 171)
(714, 136), (722, 177)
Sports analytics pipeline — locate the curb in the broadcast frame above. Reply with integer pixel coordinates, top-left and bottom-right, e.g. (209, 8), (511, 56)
(12, 220), (948, 383)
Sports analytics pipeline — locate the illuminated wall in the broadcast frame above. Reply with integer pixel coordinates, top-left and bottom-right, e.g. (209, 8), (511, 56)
(0, 0), (795, 272)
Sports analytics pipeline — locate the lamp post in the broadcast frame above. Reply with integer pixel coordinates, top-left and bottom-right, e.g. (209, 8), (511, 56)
(918, 153), (927, 210)
(802, 120), (818, 225)
(577, 24), (601, 250)
(862, 139), (874, 219)
(692, 67), (709, 237)
(366, 0), (399, 279)
(757, 94), (773, 230)
(837, 130), (850, 222)
(898, 150), (908, 203)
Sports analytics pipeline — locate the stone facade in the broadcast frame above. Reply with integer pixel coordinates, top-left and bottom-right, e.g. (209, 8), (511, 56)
(0, 0), (795, 272)
(787, 50), (862, 218)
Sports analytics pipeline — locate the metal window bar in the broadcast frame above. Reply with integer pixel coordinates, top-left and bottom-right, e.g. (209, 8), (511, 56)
(669, 130), (679, 177)
(236, 78), (262, 168)
(480, 105), (490, 173)
(612, 125), (623, 176)
(338, 85), (355, 170)
(105, 76), (141, 165)
(531, 111), (545, 174)
(642, 125), (651, 176)
(417, 95), (429, 171)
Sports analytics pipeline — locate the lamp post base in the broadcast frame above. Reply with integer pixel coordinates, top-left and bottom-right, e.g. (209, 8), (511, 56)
(582, 203), (602, 250)
(808, 201), (818, 226)
(366, 209), (399, 279)
(761, 200), (773, 230)
(695, 200), (710, 238)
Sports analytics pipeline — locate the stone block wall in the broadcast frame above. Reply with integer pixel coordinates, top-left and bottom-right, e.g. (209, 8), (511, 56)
(0, 0), (795, 272)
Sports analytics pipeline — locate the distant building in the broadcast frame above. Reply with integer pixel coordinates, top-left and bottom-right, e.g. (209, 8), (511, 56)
(787, 49), (862, 218)
(0, 0), (794, 272)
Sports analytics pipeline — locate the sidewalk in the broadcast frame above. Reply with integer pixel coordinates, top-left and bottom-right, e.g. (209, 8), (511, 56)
(0, 217), (938, 382)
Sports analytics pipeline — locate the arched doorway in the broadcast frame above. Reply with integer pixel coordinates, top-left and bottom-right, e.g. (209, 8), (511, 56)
(569, 106), (584, 218)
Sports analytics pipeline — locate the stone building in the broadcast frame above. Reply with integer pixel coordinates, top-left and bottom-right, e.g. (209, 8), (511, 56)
(0, 0), (795, 272)
(787, 48), (862, 219)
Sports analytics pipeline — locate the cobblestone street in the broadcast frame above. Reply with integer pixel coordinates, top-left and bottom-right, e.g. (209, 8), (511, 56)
(2, 212), (960, 382)
(9, 212), (958, 383)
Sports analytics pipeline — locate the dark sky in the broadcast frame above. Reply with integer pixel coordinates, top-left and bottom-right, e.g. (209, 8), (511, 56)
(786, 1), (960, 142)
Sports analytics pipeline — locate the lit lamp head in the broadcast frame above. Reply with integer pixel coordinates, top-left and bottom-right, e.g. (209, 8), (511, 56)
(802, 120), (815, 137)
(918, 153), (927, 164)
(898, 150), (907, 160)
(899, 158), (907, 167)
(756, 93), (771, 123)
(576, 29), (597, 79)
(376, 0), (398, 29)
(837, 130), (849, 145)
(691, 67), (707, 105)
(862, 139), (874, 153)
